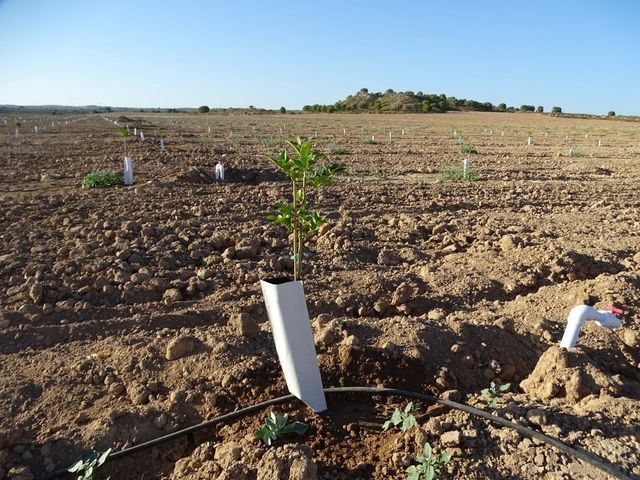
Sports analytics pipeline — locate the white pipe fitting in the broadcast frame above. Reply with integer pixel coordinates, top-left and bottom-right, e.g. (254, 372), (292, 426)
(560, 305), (621, 349)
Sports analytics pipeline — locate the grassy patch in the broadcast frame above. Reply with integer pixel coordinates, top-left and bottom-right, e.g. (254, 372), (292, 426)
(569, 149), (587, 157)
(82, 171), (123, 188)
(363, 139), (377, 145)
(460, 144), (477, 154)
(441, 167), (479, 182)
(328, 146), (349, 155)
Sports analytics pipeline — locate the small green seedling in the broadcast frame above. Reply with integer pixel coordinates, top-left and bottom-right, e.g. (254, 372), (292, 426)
(68, 449), (111, 480)
(382, 402), (417, 432)
(82, 171), (123, 188)
(363, 138), (377, 145)
(267, 136), (345, 280)
(255, 412), (308, 446)
(407, 442), (452, 480)
(480, 381), (510, 408)
(116, 126), (131, 157)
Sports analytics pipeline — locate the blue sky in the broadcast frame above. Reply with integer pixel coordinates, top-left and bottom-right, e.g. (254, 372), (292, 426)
(1, 0), (639, 114)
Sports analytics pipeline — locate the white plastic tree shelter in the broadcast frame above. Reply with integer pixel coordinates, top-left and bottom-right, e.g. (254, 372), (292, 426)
(124, 157), (134, 185)
(261, 279), (327, 412)
(140, 131), (145, 141)
(160, 139), (165, 150)
(215, 162), (225, 181)
(463, 158), (469, 179)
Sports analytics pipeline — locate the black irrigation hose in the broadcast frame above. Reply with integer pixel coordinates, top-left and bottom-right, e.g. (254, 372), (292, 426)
(38, 386), (632, 480)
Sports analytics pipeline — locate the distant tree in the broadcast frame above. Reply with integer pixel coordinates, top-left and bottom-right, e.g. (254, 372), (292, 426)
(497, 103), (507, 111)
(506, 106), (515, 112)
(483, 102), (494, 111)
(464, 99), (480, 110)
(551, 106), (562, 113)
(359, 87), (369, 94)
(385, 88), (395, 94)
(608, 111), (616, 116)
(536, 106), (544, 113)
(520, 105), (535, 112)
(249, 105), (254, 109)
(374, 100), (382, 111)
(197, 105), (210, 113)
(279, 106), (286, 114)
(302, 105), (310, 112)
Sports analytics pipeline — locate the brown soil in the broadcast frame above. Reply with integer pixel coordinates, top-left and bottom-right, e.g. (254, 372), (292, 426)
(0, 112), (639, 480)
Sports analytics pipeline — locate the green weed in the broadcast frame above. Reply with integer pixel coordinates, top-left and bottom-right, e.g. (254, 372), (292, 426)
(68, 449), (111, 480)
(82, 171), (123, 188)
(382, 402), (417, 432)
(480, 381), (510, 408)
(441, 167), (478, 182)
(406, 442), (452, 480)
(255, 412), (308, 446)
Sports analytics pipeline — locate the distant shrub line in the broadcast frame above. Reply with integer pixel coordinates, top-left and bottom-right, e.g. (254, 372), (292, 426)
(303, 88), (564, 115)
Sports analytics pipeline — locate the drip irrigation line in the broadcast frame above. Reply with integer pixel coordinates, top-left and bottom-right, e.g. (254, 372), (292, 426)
(38, 386), (631, 480)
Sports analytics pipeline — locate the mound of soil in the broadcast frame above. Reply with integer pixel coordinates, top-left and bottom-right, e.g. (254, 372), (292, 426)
(521, 346), (625, 402)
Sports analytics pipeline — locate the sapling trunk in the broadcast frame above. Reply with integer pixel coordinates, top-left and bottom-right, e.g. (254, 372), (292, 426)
(292, 179), (299, 281)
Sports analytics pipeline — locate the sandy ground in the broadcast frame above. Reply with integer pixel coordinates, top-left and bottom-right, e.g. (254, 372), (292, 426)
(0, 111), (639, 479)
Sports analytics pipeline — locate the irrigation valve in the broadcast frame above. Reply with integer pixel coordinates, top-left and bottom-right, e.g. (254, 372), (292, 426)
(560, 305), (622, 349)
